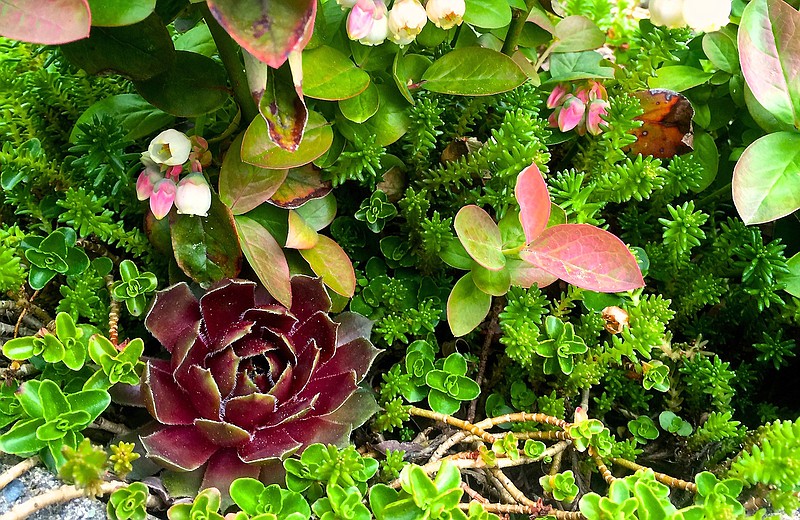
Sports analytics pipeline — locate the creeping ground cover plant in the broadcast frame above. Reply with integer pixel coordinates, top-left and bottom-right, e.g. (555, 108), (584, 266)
(0, 0), (798, 518)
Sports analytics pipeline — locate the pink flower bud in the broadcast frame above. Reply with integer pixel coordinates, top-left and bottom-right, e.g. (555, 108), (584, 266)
(148, 129), (192, 166)
(574, 406), (588, 423)
(425, 0), (465, 29)
(586, 98), (609, 136)
(175, 173), (212, 218)
(136, 168), (163, 201)
(587, 81), (607, 101)
(150, 178), (177, 220)
(546, 83), (569, 109)
(166, 165), (183, 180)
(557, 95), (586, 132)
(347, 0), (389, 45)
(388, 0), (427, 45)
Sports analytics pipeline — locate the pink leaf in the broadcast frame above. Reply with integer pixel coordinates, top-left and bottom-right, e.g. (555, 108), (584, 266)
(454, 205), (505, 271)
(520, 224), (644, 293)
(300, 235), (356, 297)
(515, 162), (551, 243)
(207, 0), (316, 69)
(0, 0), (91, 45)
(234, 215), (292, 308)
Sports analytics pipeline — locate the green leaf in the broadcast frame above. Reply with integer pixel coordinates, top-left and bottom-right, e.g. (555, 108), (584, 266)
(702, 31), (739, 74)
(427, 389), (460, 415)
(66, 390), (111, 424)
(171, 194), (243, 285)
(243, 111), (333, 169)
(61, 12), (174, 81)
(463, 0), (512, 29)
(552, 16), (606, 53)
(135, 50), (230, 117)
(230, 478), (265, 515)
(732, 132), (800, 224)
(649, 66), (713, 92)
(260, 62), (308, 152)
(294, 193), (336, 231)
(220, 132), (288, 215)
(235, 215), (292, 308)
(548, 51), (614, 82)
(17, 381), (44, 418)
(335, 83), (411, 147)
(422, 47), (526, 96)
(299, 234), (355, 297)
(778, 252), (800, 297)
(471, 264), (511, 296)
(447, 273), (492, 337)
(70, 94), (175, 143)
(434, 459), (462, 493)
(174, 23), (216, 56)
(207, 0), (315, 69)
(454, 205), (505, 271)
(2, 337), (36, 361)
(286, 210), (319, 249)
(738, 0), (800, 128)
(303, 45), (370, 101)
(0, 418), (46, 454)
(393, 53), (432, 104)
(38, 380), (69, 421)
(88, 0), (155, 26)
(339, 82), (380, 123)
(690, 131), (719, 193)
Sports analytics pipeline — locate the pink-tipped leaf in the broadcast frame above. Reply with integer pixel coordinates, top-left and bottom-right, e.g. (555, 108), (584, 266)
(454, 205), (505, 271)
(515, 162), (551, 243)
(0, 0), (91, 45)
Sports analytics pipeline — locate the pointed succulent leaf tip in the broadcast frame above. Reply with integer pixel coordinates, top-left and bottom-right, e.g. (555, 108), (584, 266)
(145, 283), (201, 353)
(515, 163), (552, 243)
(141, 275), (377, 492)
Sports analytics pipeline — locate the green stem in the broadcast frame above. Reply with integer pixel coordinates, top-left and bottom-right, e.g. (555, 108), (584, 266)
(199, 4), (259, 125)
(501, 0), (538, 56)
(696, 182), (732, 208)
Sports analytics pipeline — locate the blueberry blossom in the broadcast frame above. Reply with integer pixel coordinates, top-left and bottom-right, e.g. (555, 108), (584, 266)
(175, 173), (212, 218)
(347, 0), (390, 46)
(388, 0), (427, 45)
(425, 0), (465, 29)
(147, 129), (192, 166)
(149, 179), (177, 220)
(649, 0), (730, 33)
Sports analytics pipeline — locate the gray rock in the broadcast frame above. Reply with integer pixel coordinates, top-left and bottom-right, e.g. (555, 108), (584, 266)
(0, 453), (107, 520)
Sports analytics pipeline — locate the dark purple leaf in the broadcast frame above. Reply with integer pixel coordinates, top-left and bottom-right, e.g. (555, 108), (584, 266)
(194, 419), (251, 447)
(201, 449), (261, 501)
(142, 362), (196, 425)
(145, 283), (200, 353)
(199, 280), (257, 350)
(142, 425), (219, 471)
(224, 393), (277, 431)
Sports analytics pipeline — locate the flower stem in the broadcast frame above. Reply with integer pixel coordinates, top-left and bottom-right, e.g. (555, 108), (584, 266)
(501, 0), (539, 56)
(200, 4), (259, 125)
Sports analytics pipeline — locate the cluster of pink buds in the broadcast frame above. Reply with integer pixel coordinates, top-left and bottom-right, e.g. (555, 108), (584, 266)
(339, 0), (465, 47)
(136, 129), (212, 220)
(546, 81), (610, 136)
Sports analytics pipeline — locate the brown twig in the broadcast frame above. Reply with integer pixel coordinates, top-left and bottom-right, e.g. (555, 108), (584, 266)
(0, 456), (39, 491)
(589, 446), (615, 484)
(467, 299), (502, 423)
(609, 457), (697, 493)
(89, 417), (131, 436)
(409, 406), (496, 444)
(459, 500), (585, 519)
(13, 290), (39, 339)
(0, 480), (127, 520)
(104, 275), (119, 347)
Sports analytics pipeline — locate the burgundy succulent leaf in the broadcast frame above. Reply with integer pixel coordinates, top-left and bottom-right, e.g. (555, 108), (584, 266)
(141, 275), (380, 494)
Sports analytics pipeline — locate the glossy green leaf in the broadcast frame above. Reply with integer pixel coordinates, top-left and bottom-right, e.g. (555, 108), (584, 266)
(447, 273), (492, 337)
(303, 45), (370, 101)
(471, 265), (511, 296)
(778, 252), (800, 297)
(0, 418), (46, 454)
(70, 94), (174, 143)
(299, 234), (355, 297)
(242, 111), (333, 169)
(393, 53), (432, 104)
(463, 0), (511, 29)
(649, 66), (713, 92)
(689, 131), (719, 193)
(207, 0), (315, 69)
(738, 0), (800, 128)
(88, 0), (155, 26)
(702, 31), (739, 74)
(286, 210), (319, 250)
(174, 23), (216, 56)
(339, 82), (380, 123)
(295, 193), (337, 231)
(548, 51), (614, 82)
(220, 132), (288, 215)
(61, 13), (174, 81)
(732, 132), (800, 224)
(336, 83), (411, 147)
(0, 0), (90, 44)
(454, 205), (505, 271)
(235, 215), (292, 308)
(552, 16), (605, 53)
(422, 47), (527, 96)
(260, 62), (308, 152)
(171, 195), (243, 285)
(135, 50), (229, 117)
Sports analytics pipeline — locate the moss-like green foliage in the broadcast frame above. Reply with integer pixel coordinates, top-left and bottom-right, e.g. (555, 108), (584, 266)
(729, 419), (800, 493)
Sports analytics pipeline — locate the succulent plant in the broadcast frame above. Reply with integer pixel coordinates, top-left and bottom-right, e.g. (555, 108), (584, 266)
(140, 276), (380, 495)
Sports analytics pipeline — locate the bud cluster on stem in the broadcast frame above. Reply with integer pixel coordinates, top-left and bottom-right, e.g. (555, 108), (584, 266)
(648, 0), (731, 33)
(339, 0), (465, 46)
(547, 81), (609, 136)
(136, 130), (212, 220)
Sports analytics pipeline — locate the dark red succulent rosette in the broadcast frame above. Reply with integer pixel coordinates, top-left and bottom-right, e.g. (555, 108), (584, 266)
(140, 275), (379, 493)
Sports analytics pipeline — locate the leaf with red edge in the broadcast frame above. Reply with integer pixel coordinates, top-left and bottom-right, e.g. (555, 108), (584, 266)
(454, 205), (506, 271)
(0, 0), (91, 45)
(242, 111), (333, 170)
(515, 162), (551, 242)
(234, 215), (292, 308)
(219, 132), (288, 215)
(201, 449), (261, 502)
(260, 62), (308, 152)
(286, 210), (319, 250)
(738, 0), (800, 129)
(207, 0), (315, 69)
(141, 425), (219, 471)
(520, 224), (644, 293)
(270, 165), (332, 209)
(732, 132), (800, 224)
(300, 235), (356, 297)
